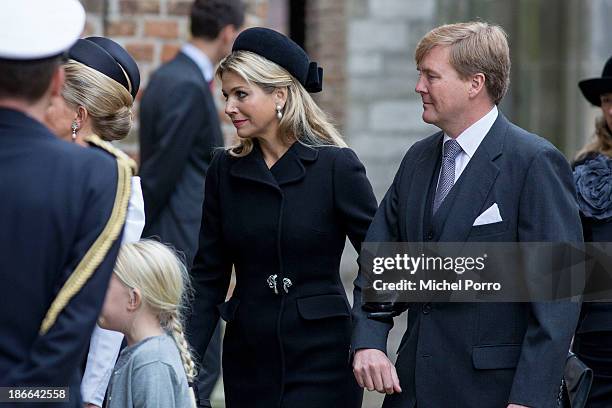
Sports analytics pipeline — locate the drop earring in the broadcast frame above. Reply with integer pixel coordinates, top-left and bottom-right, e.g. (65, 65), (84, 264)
(276, 105), (283, 120)
(71, 121), (78, 142)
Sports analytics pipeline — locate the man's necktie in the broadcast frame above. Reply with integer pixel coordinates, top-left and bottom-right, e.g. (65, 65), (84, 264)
(432, 139), (462, 214)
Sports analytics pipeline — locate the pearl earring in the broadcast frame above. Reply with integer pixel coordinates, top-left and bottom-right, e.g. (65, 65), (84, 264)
(276, 105), (283, 120)
(71, 121), (78, 141)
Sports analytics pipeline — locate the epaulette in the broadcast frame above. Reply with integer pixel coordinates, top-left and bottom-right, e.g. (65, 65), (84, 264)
(84, 134), (138, 175)
(39, 137), (133, 335)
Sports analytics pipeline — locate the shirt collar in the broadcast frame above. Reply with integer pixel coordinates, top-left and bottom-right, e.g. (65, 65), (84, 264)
(180, 43), (214, 82)
(443, 105), (498, 158)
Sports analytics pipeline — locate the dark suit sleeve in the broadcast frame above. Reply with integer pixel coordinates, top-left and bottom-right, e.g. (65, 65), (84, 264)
(6, 159), (122, 389)
(186, 153), (232, 370)
(351, 150), (412, 353)
(140, 82), (213, 222)
(509, 145), (583, 407)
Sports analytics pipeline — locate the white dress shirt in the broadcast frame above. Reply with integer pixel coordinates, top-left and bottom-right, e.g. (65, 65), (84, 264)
(180, 42), (214, 82)
(439, 105), (499, 186)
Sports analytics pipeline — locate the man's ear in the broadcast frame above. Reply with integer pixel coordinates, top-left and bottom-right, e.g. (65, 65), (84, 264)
(469, 72), (486, 99)
(127, 288), (142, 311)
(49, 65), (65, 98)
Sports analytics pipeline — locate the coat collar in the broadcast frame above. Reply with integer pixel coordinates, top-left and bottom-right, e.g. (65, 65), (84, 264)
(229, 140), (319, 191)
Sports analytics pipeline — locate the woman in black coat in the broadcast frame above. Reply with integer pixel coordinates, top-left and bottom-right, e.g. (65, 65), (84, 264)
(572, 55), (612, 408)
(186, 27), (377, 408)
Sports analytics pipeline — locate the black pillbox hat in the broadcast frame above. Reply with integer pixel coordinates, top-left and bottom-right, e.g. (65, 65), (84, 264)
(232, 27), (323, 93)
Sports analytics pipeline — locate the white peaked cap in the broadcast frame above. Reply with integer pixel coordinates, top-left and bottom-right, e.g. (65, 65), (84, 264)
(0, 0), (85, 60)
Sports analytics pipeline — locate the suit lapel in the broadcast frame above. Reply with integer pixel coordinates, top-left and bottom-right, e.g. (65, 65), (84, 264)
(436, 114), (509, 242)
(404, 133), (443, 241)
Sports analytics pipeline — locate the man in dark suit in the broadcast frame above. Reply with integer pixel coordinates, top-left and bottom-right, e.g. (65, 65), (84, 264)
(138, 1), (244, 406)
(352, 22), (583, 408)
(0, 1), (129, 406)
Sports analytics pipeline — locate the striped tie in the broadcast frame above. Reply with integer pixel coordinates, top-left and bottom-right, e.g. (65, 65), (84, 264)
(432, 139), (462, 214)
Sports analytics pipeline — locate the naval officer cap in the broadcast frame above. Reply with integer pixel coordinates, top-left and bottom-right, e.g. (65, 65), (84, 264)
(0, 0), (85, 60)
(232, 27), (323, 93)
(68, 37), (141, 100)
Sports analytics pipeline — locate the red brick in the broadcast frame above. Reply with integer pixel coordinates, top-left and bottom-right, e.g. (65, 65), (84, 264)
(120, 0), (160, 15)
(144, 20), (179, 39)
(161, 44), (181, 63)
(126, 42), (155, 62)
(168, 1), (192, 16)
(106, 20), (137, 37)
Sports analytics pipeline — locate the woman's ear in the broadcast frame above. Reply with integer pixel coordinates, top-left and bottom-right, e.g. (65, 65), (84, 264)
(274, 87), (288, 109)
(127, 288), (142, 311)
(76, 105), (88, 128)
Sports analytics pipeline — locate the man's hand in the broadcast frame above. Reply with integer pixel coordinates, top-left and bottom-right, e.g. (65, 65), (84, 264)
(84, 404), (101, 408)
(353, 348), (402, 394)
(507, 404), (530, 408)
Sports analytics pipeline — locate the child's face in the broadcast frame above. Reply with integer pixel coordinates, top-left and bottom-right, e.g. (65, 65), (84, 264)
(98, 274), (133, 332)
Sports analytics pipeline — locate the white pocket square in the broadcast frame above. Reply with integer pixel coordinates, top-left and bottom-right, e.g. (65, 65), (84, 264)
(473, 203), (502, 226)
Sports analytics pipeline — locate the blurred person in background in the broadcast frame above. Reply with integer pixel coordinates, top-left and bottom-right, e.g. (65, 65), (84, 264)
(573, 54), (612, 408)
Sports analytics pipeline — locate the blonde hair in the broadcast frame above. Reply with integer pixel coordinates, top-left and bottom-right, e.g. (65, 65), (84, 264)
(415, 21), (511, 105)
(576, 116), (612, 160)
(113, 240), (197, 382)
(62, 60), (133, 141)
(216, 50), (346, 157)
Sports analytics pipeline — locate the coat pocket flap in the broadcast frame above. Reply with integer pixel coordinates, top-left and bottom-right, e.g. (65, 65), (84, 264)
(296, 294), (350, 320)
(472, 344), (521, 369)
(217, 297), (240, 322)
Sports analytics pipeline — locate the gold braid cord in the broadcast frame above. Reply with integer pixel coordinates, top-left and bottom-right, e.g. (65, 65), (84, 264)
(39, 136), (133, 335)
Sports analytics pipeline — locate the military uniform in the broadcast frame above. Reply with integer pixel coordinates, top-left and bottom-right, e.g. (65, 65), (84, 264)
(0, 1), (133, 405)
(0, 108), (132, 405)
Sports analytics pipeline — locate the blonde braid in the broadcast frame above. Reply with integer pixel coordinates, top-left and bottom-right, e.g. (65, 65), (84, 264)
(164, 311), (197, 382)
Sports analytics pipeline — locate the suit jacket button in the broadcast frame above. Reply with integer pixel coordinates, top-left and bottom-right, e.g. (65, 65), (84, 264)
(422, 303), (431, 314)
(426, 231), (433, 240)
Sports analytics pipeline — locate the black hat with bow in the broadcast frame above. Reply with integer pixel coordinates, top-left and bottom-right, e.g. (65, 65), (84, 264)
(232, 27), (323, 93)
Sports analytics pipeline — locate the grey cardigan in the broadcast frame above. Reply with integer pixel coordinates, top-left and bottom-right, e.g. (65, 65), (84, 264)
(106, 334), (194, 408)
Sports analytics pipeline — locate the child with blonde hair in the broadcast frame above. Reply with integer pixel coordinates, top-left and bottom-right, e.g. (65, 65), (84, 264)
(99, 240), (197, 407)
